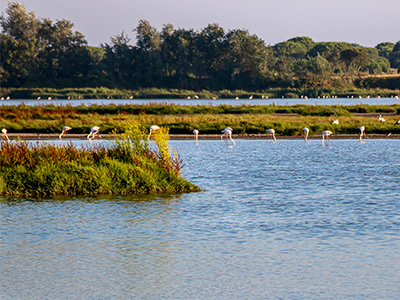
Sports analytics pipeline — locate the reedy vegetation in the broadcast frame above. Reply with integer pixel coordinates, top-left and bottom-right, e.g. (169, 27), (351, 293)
(0, 122), (200, 196)
(1, 104), (399, 136)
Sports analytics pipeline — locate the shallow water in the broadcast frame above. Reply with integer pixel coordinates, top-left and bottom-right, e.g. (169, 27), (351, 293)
(1, 97), (399, 107)
(1, 139), (400, 299)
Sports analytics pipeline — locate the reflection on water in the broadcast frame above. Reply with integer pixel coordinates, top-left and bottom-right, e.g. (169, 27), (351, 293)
(1, 139), (400, 299)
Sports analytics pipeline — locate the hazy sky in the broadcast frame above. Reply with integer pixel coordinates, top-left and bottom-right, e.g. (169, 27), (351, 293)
(2, 0), (399, 47)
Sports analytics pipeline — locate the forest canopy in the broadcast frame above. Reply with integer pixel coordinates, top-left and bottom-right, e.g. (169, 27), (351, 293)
(1, 1), (400, 91)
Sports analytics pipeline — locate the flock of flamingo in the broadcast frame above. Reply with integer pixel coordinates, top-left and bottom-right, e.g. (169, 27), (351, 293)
(1, 117), (400, 147)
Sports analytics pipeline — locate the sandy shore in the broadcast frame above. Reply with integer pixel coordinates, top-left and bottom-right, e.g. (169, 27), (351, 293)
(3, 133), (399, 140)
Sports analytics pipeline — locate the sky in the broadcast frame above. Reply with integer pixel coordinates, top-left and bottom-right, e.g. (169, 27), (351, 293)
(1, 0), (400, 47)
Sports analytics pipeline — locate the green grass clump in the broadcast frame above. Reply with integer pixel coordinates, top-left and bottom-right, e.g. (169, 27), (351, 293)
(0, 123), (200, 196)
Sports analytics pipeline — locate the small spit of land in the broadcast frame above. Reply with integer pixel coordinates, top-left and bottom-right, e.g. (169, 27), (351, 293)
(0, 123), (200, 196)
(1, 103), (399, 137)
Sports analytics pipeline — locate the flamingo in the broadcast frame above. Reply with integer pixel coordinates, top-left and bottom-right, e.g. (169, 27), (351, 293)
(302, 127), (309, 143)
(386, 120), (400, 137)
(1, 128), (9, 141)
(266, 129), (276, 143)
(359, 126), (366, 143)
(148, 125), (160, 141)
(322, 130), (333, 147)
(87, 126), (100, 143)
(193, 129), (199, 143)
(332, 119), (339, 125)
(377, 115), (386, 122)
(59, 126), (72, 140)
(221, 127), (235, 145)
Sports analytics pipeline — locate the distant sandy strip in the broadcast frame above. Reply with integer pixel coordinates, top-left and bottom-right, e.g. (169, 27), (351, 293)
(4, 133), (399, 140)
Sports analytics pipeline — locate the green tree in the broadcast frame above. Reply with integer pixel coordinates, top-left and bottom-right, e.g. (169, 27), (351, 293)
(226, 29), (268, 88)
(376, 42), (395, 59)
(340, 47), (370, 76)
(101, 32), (135, 88)
(389, 41), (400, 70)
(0, 1), (39, 86)
(134, 20), (162, 87)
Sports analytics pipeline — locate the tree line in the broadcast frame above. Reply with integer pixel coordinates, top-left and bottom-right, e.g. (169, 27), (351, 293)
(1, 1), (400, 91)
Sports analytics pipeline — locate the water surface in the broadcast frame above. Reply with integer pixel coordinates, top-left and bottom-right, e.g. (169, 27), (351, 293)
(1, 139), (399, 299)
(1, 97), (399, 107)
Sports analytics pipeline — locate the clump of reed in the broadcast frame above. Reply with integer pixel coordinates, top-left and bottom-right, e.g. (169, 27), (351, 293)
(0, 123), (200, 196)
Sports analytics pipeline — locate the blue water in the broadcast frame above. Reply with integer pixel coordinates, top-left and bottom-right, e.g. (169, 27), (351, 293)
(1, 97), (399, 106)
(1, 139), (400, 299)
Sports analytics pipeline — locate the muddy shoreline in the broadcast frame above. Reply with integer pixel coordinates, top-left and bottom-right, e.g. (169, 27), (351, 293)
(4, 133), (399, 140)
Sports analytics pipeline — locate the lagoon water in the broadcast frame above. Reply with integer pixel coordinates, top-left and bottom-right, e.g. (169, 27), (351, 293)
(1, 97), (399, 107)
(1, 139), (400, 299)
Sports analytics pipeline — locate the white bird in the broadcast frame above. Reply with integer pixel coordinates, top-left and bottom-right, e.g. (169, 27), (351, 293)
(359, 126), (366, 143)
(304, 96), (308, 101)
(193, 129), (199, 143)
(87, 126), (100, 143)
(266, 129), (276, 143)
(302, 127), (309, 143)
(249, 95), (253, 100)
(386, 120), (400, 137)
(1, 128), (9, 141)
(221, 127), (235, 145)
(235, 97), (239, 100)
(194, 95), (199, 99)
(148, 125), (160, 141)
(332, 119), (339, 125)
(59, 126), (72, 141)
(377, 115), (386, 122)
(322, 130), (333, 147)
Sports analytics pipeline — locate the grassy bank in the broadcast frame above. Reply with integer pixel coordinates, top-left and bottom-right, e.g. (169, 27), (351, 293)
(1, 104), (399, 136)
(0, 123), (200, 196)
(1, 87), (400, 100)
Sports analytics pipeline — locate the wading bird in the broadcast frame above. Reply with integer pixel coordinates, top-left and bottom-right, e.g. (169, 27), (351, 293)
(332, 119), (339, 125)
(377, 115), (386, 122)
(386, 120), (400, 137)
(359, 126), (366, 143)
(302, 127), (309, 143)
(59, 126), (72, 141)
(87, 126), (100, 143)
(322, 130), (333, 147)
(148, 125), (160, 141)
(221, 127), (235, 145)
(1, 128), (9, 141)
(193, 129), (199, 143)
(266, 129), (276, 143)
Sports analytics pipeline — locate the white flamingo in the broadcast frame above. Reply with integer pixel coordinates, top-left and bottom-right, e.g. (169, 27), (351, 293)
(359, 126), (366, 143)
(59, 126), (72, 141)
(87, 126), (100, 143)
(377, 115), (386, 122)
(386, 120), (400, 137)
(322, 130), (333, 147)
(221, 127), (235, 145)
(332, 119), (339, 125)
(302, 127), (309, 143)
(148, 125), (160, 141)
(266, 129), (276, 143)
(1, 128), (9, 141)
(193, 129), (199, 143)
